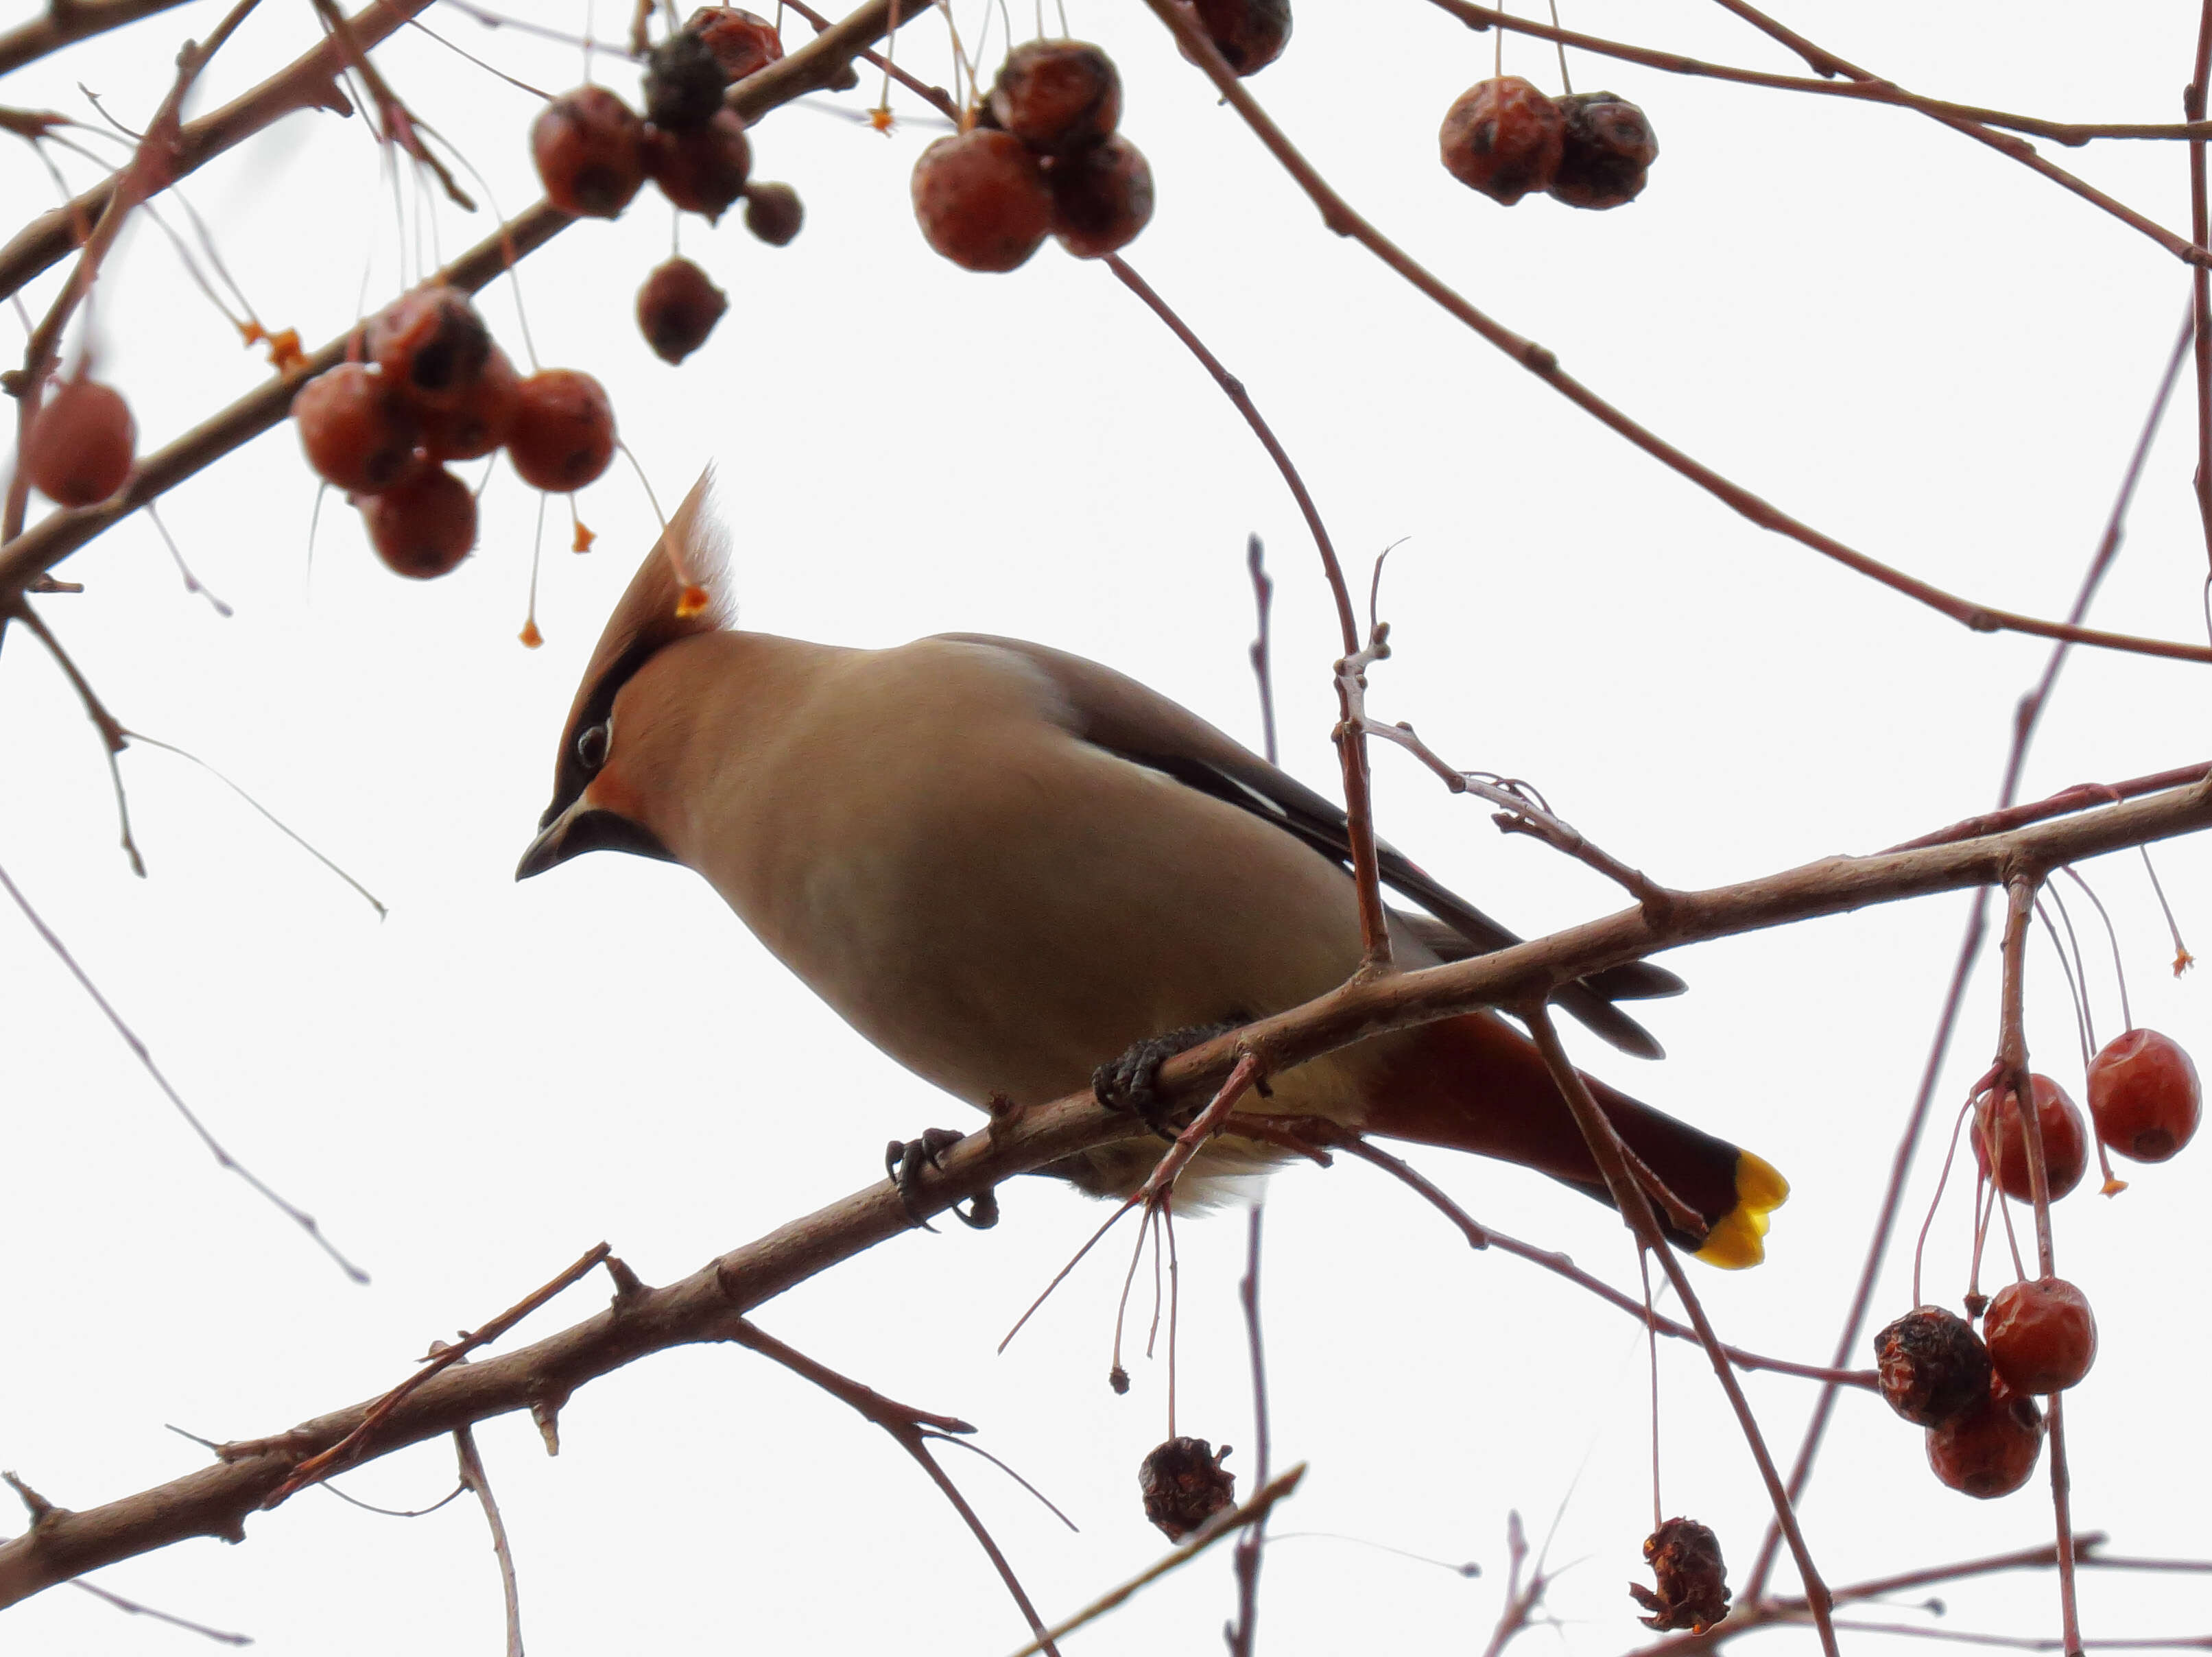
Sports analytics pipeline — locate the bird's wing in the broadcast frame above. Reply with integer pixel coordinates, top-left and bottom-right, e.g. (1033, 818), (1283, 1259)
(941, 634), (1685, 1060)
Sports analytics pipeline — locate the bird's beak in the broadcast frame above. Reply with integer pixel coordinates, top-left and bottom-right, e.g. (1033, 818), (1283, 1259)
(515, 798), (678, 881)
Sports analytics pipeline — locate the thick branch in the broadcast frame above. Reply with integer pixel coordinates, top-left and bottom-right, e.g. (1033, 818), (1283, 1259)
(0, 0), (195, 78)
(2, 775), (2209, 1605)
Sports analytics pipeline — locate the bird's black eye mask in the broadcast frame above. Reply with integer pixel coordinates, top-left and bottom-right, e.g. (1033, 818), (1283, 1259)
(539, 636), (661, 828)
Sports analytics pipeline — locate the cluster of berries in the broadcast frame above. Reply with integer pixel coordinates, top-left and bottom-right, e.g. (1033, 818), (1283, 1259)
(1870, 1027), (2198, 1498)
(912, 41), (1154, 273)
(19, 375), (136, 509)
(531, 8), (802, 363)
(1440, 77), (1657, 208)
(291, 287), (614, 580)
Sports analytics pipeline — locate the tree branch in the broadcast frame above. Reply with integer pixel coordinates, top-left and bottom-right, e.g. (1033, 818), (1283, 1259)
(3, 774), (2209, 1606)
(1132, 0), (2212, 667)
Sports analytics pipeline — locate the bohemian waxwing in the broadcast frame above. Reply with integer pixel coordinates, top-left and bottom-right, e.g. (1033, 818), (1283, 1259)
(517, 475), (1786, 1265)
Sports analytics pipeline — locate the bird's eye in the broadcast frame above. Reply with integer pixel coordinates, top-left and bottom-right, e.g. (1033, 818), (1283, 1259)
(575, 723), (610, 772)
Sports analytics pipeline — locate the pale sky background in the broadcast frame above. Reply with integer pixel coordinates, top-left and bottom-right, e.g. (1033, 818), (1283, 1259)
(3, 3), (2210, 1654)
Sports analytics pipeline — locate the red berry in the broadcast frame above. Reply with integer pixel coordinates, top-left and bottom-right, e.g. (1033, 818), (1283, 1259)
(987, 39), (1121, 154)
(1925, 1375), (2044, 1499)
(368, 287), (494, 411)
(1973, 1074), (2088, 1203)
(742, 181), (804, 246)
(636, 257), (728, 364)
(532, 86), (647, 218)
(645, 108), (752, 221)
(1047, 133), (1154, 259)
(416, 345), (520, 462)
(1549, 91), (1657, 210)
(361, 466), (476, 580)
(912, 129), (1052, 273)
(508, 369), (616, 492)
(2086, 1028), (2201, 1163)
(24, 377), (135, 507)
(687, 6), (783, 82)
(1871, 1306), (1991, 1427)
(1984, 1278), (2097, 1394)
(292, 363), (419, 492)
(1440, 77), (1565, 206)
(644, 29), (728, 130)
(1185, 0), (1290, 76)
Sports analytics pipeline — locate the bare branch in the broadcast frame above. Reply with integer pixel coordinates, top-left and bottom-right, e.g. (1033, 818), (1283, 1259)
(1132, 0), (2212, 668)
(3, 776), (2210, 1606)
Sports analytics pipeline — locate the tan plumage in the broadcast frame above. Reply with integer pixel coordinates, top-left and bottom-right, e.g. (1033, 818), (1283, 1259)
(519, 474), (1785, 1264)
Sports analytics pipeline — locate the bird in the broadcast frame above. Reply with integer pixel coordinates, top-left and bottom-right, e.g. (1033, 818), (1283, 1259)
(516, 475), (1786, 1266)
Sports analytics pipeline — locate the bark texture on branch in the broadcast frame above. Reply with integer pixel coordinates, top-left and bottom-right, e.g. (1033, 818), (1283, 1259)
(2, 773), (2207, 1608)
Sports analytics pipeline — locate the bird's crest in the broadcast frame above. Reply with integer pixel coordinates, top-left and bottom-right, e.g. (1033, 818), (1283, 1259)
(539, 468), (733, 826)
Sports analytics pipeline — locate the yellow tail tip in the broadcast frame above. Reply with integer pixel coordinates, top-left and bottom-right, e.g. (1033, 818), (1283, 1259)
(1693, 1149), (1789, 1269)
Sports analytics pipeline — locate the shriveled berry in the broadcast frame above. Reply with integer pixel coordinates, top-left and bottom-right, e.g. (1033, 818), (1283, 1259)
(645, 108), (752, 220)
(1985, 1278), (2097, 1394)
(1973, 1074), (2088, 1203)
(1138, 1437), (1235, 1542)
(1872, 1305), (1992, 1427)
(1047, 133), (1154, 259)
(1440, 77), (1565, 206)
(644, 29), (727, 129)
(1186, 0), (1290, 76)
(912, 128), (1051, 273)
(292, 363), (419, 492)
(532, 86), (647, 218)
(416, 345), (519, 462)
(687, 5), (782, 82)
(1630, 1518), (1730, 1634)
(2087, 1028), (2201, 1163)
(636, 257), (728, 364)
(742, 180), (803, 246)
(361, 466), (475, 579)
(368, 287), (494, 410)
(508, 368), (616, 492)
(24, 378), (135, 506)
(1549, 91), (1657, 210)
(987, 39), (1121, 154)
(1926, 1376), (2044, 1499)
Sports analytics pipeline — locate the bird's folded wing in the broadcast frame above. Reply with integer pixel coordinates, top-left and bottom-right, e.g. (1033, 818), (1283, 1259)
(940, 634), (1685, 1059)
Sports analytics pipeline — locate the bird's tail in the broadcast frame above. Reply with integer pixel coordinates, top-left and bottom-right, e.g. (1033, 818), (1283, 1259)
(1353, 1011), (1786, 1267)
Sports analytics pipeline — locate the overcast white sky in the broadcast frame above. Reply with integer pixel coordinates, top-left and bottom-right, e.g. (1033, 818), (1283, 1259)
(3, 3), (2210, 1654)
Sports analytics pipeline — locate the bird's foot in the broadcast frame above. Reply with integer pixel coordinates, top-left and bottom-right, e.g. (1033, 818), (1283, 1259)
(1092, 1016), (1250, 1141)
(883, 1128), (999, 1232)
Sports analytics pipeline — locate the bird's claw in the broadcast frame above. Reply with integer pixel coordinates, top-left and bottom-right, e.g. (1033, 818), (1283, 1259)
(884, 1128), (999, 1231)
(1092, 1016), (1248, 1141)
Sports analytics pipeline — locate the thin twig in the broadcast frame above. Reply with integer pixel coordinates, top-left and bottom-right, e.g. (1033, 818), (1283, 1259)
(1700, 0), (2209, 267)
(68, 1578), (251, 1646)
(1132, 0), (2212, 668)
(262, 1242), (613, 1499)
(727, 1319), (1059, 1655)
(0, 857), (368, 1281)
(453, 1426), (523, 1657)
(1006, 1467), (1308, 1657)
(1522, 1001), (1837, 1656)
(1102, 253), (1393, 969)
(1225, 1204), (1271, 1657)
(0, 0), (198, 76)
